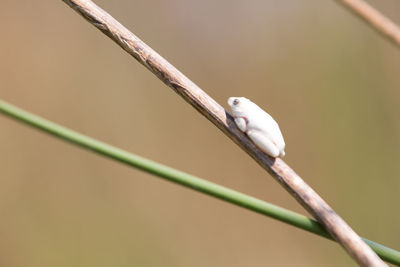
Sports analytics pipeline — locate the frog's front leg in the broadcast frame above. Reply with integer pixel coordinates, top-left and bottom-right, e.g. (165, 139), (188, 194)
(234, 117), (248, 132)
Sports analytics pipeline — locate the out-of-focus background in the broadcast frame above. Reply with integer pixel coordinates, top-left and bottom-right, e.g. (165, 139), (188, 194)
(1, 1), (399, 266)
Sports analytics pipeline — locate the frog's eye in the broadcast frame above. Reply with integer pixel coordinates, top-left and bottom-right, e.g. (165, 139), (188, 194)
(233, 99), (240, 105)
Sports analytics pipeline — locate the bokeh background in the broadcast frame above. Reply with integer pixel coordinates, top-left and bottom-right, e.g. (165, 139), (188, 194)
(1, 1), (400, 266)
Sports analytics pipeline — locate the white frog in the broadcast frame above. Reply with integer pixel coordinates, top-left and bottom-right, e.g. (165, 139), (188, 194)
(227, 97), (285, 158)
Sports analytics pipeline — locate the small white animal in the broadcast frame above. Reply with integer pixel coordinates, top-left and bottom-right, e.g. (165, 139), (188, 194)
(227, 97), (286, 158)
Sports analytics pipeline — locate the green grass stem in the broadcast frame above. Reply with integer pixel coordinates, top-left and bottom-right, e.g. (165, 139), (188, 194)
(0, 99), (399, 265)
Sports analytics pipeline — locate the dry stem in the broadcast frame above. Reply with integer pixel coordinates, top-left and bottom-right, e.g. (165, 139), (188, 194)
(62, 1), (387, 266)
(336, 0), (400, 47)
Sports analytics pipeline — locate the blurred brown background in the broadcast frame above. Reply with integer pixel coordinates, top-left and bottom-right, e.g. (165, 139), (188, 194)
(1, 1), (400, 266)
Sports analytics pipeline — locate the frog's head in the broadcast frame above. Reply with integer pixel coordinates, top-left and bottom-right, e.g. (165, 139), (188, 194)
(227, 97), (252, 117)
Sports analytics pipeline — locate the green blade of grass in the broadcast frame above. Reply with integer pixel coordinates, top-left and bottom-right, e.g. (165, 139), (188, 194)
(0, 99), (399, 265)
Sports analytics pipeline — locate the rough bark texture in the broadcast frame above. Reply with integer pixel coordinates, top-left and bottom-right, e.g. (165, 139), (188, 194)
(62, 1), (387, 266)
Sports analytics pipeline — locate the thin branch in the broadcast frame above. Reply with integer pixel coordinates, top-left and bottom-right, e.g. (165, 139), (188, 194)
(61, 1), (387, 266)
(336, 0), (400, 47)
(0, 100), (399, 265)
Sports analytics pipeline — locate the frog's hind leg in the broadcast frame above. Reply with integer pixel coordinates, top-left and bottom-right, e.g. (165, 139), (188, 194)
(247, 130), (280, 158)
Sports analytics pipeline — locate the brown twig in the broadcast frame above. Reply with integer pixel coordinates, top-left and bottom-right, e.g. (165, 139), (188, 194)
(61, 0), (387, 266)
(336, 0), (400, 47)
